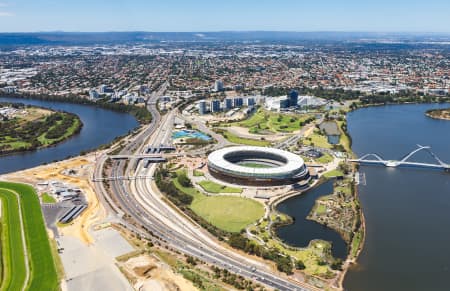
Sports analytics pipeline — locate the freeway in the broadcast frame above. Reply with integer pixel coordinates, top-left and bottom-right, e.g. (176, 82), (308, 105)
(93, 83), (314, 291)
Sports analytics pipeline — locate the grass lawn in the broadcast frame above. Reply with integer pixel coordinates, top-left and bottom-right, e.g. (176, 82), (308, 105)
(193, 170), (204, 177)
(41, 192), (57, 204)
(222, 130), (270, 147)
(336, 121), (352, 153)
(198, 180), (242, 194)
(173, 178), (263, 233)
(303, 131), (333, 149)
(315, 153), (334, 164)
(0, 182), (59, 291)
(351, 230), (363, 257)
(315, 204), (327, 215)
(0, 188), (27, 291)
(38, 116), (81, 146)
(233, 109), (314, 134)
(323, 169), (344, 178)
(239, 162), (272, 168)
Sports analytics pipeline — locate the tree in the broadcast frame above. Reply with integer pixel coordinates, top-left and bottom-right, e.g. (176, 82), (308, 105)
(177, 172), (192, 187)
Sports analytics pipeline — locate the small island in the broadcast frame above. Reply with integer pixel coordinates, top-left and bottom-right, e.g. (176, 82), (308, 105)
(0, 102), (83, 155)
(426, 108), (450, 120)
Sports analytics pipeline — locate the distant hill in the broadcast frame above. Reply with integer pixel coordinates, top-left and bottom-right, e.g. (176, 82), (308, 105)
(0, 31), (449, 47)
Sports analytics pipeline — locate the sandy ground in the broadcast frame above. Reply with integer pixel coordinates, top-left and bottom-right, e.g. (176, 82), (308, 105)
(226, 126), (289, 141)
(0, 153), (106, 244)
(121, 254), (198, 291)
(303, 126), (315, 138)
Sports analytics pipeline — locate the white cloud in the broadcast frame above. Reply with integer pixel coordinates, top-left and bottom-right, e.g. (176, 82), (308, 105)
(0, 11), (13, 16)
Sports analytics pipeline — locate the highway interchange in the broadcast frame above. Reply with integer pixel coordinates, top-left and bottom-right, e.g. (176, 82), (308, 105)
(93, 83), (314, 291)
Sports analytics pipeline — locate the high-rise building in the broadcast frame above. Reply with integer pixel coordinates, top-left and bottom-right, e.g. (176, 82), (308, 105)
(288, 90), (298, 107)
(280, 97), (290, 109)
(214, 80), (224, 92)
(198, 100), (207, 115)
(210, 99), (221, 112)
(99, 84), (114, 94)
(233, 97), (243, 107)
(89, 90), (99, 99)
(246, 97), (255, 107)
(224, 98), (233, 110)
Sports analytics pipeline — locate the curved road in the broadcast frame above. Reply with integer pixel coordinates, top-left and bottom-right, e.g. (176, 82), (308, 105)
(93, 84), (315, 291)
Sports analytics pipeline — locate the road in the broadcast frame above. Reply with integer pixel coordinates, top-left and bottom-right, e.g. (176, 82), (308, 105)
(93, 83), (314, 291)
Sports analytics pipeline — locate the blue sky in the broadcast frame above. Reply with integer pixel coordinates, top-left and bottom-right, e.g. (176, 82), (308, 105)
(0, 0), (449, 33)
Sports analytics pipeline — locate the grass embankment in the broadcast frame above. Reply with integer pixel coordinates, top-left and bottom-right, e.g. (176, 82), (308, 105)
(231, 109), (314, 134)
(41, 193), (57, 204)
(221, 130), (270, 147)
(198, 180), (242, 194)
(193, 170), (204, 177)
(173, 177), (263, 233)
(303, 130), (333, 149)
(0, 182), (59, 291)
(315, 153), (334, 164)
(323, 169), (344, 178)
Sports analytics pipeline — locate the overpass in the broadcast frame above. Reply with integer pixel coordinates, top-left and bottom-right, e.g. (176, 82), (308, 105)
(108, 153), (180, 160)
(350, 145), (450, 171)
(92, 175), (154, 182)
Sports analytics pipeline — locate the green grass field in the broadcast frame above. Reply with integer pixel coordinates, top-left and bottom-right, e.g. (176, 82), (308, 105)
(0, 188), (28, 291)
(0, 182), (59, 291)
(303, 131), (333, 149)
(239, 162), (272, 168)
(41, 193), (57, 204)
(173, 177), (263, 232)
(323, 169), (344, 178)
(37, 116), (81, 146)
(233, 109), (314, 134)
(198, 180), (242, 194)
(222, 130), (270, 147)
(315, 153), (334, 164)
(193, 170), (204, 177)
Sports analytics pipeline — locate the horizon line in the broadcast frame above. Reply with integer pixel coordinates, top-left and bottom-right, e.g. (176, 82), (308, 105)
(0, 30), (450, 35)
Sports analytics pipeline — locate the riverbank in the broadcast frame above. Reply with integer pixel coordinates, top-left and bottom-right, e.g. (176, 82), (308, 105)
(344, 102), (450, 291)
(2, 92), (152, 124)
(0, 103), (83, 156)
(0, 97), (139, 175)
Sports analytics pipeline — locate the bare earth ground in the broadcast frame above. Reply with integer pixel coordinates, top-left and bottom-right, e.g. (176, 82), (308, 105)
(226, 126), (289, 141)
(0, 153), (105, 244)
(0, 153), (201, 291)
(121, 254), (198, 291)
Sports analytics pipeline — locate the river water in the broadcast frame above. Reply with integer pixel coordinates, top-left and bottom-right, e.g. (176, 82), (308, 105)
(0, 97), (138, 174)
(344, 103), (450, 291)
(276, 179), (348, 259)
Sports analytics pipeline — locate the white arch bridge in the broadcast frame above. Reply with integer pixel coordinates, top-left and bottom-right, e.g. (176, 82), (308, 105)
(349, 145), (450, 171)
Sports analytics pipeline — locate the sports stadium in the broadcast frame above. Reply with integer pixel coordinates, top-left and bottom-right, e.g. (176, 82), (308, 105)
(207, 146), (310, 186)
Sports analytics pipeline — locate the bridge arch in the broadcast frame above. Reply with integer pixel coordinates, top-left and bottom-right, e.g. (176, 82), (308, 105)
(358, 153), (384, 161)
(400, 146), (446, 166)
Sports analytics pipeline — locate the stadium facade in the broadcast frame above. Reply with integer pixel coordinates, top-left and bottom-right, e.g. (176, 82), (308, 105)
(207, 146), (310, 186)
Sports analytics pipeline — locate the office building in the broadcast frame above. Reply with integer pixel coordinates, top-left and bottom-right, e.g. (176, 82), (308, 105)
(210, 99), (221, 112)
(214, 80), (224, 92)
(224, 98), (233, 110)
(233, 97), (243, 107)
(198, 100), (207, 115)
(289, 90), (298, 107)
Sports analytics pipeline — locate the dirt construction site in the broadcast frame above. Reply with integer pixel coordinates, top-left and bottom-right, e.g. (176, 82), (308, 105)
(0, 153), (199, 291)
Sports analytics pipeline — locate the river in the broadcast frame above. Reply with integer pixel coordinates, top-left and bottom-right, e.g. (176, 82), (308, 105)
(344, 103), (450, 291)
(276, 179), (348, 259)
(0, 97), (139, 175)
